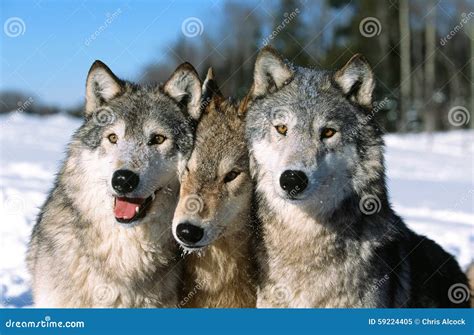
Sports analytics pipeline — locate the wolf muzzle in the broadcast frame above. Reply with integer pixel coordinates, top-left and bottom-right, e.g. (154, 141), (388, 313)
(279, 170), (308, 198)
(112, 169), (140, 194)
(175, 222), (204, 246)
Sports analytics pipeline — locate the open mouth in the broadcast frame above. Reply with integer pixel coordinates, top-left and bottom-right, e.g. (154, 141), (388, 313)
(113, 191), (158, 224)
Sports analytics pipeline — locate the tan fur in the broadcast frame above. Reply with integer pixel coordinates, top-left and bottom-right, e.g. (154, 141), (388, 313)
(173, 72), (257, 307)
(181, 225), (255, 308)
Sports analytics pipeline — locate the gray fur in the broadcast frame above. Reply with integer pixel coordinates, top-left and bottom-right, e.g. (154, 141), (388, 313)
(26, 61), (201, 307)
(246, 47), (470, 308)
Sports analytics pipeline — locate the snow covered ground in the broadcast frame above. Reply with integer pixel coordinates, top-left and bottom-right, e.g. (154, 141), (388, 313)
(0, 113), (473, 308)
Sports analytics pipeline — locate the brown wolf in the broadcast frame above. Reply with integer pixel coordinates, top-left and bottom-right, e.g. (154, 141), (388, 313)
(172, 68), (257, 307)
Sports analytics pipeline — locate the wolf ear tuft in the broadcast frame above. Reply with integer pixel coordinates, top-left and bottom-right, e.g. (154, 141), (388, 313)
(334, 54), (374, 107)
(164, 62), (202, 121)
(85, 60), (124, 115)
(201, 67), (223, 113)
(251, 46), (293, 98)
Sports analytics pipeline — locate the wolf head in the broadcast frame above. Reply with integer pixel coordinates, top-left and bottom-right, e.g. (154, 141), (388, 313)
(172, 68), (252, 250)
(68, 60), (202, 225)
(246, 47), (386, 221)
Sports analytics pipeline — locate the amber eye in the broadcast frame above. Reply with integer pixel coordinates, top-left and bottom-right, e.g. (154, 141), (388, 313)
(148, 134), (167, 145)
(107, 133), (118, 144)
(321, 128), (336, 139)
(223, 170), (240, 183)
(275, 124), (288, 136)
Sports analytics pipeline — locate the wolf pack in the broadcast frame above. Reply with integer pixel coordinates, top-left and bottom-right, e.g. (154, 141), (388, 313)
(26, 46), (472, 308)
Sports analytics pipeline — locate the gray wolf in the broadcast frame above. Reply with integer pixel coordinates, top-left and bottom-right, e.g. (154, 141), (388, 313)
(26, 60), (202, 307)
(172, 68), (257, 307)
(245, 46), (470, 308)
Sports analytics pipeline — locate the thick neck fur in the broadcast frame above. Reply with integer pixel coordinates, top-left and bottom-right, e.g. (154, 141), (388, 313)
(29, 153), (181, 307)
(253, 156), (404, 307)
(180, 202), (256, 308)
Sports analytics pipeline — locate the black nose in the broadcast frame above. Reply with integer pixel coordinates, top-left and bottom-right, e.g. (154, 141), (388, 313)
(176, 223), (204, 245)
(112, 169), (140, 194)
(279, 170), (308, 197)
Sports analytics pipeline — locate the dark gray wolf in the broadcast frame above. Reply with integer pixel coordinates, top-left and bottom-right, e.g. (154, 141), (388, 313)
(245, 46), (470, 308)
(26, 60), (202, 307)
(172, 68), (257, 307)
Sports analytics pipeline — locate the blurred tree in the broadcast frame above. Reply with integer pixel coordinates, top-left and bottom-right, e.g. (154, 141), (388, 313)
(399, 0), (411, 131)
(270, 0), (311, 66)
(3, 0), (472, 131)
(0, 91), (33, 114)
(423, 0), (437, 132)
(325, 0), (401, 131)
(140, 1), (262, 99)
(0, 91), (59, 116)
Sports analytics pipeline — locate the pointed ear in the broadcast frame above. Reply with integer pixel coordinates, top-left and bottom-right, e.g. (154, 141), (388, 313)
(334, 54), (374, 107)
(201, 67), (223, 113)
(202, 67), (222, 100)
(164, 62), (202, 120)
(85, 60), (124, 115)
(251, 46), (293, 98)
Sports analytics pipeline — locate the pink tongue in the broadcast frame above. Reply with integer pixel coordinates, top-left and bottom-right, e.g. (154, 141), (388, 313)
(114, 197), (144, 220)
